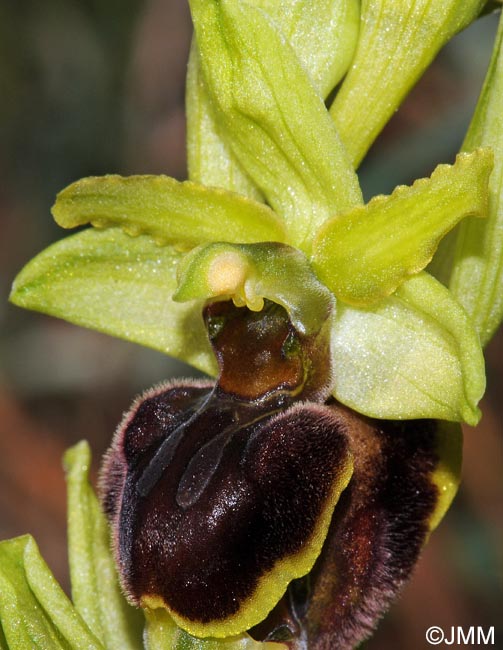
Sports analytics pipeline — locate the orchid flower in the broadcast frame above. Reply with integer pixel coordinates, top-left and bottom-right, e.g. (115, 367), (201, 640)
(2, 2), (503, 649)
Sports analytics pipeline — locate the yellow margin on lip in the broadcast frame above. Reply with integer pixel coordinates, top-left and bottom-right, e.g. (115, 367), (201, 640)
(142, 431), (354, 638)
(426, 421), (462, 534)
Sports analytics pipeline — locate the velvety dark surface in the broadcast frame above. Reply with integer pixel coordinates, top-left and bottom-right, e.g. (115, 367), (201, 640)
(101, 301), (351, 627)
(103, 382), (351, 623)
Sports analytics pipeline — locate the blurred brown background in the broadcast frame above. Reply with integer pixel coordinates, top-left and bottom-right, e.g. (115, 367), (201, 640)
(0, 2), (501, 648)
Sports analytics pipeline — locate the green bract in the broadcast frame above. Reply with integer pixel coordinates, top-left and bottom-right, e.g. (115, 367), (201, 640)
(186, 0), (360, 199)
(331, 0), (487, 167)
(440, 10), (503, 346)
(0, 444), (285, 650)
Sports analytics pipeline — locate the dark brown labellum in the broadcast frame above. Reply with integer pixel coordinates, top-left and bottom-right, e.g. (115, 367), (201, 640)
(100, 300), (353, 637)
(100, 299), (459, 644)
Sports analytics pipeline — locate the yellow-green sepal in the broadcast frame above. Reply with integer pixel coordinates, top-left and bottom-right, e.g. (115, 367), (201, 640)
(330, 272), (485, 424)
(189, 0), (362, 251)
(186, 43), (263, 201)
(9, 228), (217, 376)
(52, 175), (286, 248)
(312, 149), (493, 306)
(331, 0), (487, 167)
(174, 242), (333, 336)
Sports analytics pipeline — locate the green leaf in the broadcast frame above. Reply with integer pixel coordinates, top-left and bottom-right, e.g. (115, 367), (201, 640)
(446, 10), (503, 346)
(313, 149), (493, 305)
(64, 441), (144, 650)
(0, 535), (103, 649)
(174, 242), (333, 335)
(144, 609), (286, 650)
(330, 0), (486, 167)
(9, 228), (217, 376)
(186, 0), (359, 198)
(330, 272), (485, 424)
(52, 175), (286, 248)
(189, 0), (362, 252)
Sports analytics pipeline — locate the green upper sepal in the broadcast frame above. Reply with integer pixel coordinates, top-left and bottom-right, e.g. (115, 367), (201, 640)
(312, 149), (493, 306)
(174, 242), (333, 337)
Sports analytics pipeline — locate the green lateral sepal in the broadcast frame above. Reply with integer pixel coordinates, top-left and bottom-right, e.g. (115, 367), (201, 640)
(9, 228), (217, 376)
(330, 272), (485, 424)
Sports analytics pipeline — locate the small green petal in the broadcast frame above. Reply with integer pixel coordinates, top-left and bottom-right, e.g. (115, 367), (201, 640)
(313, 149), (493, 305)
(174, 242), (333, 336)
(144, 609), (286, 650)
(330, 272), (485, 424)
(446, 10), (503, 346)
(52, 175), (286, 248)
(331, 0), (486, 167)
(0, 536), (103, 649)
(64, 441), (144, 650)
(189, 0), (362, 251)
(9, 228), (217, 376)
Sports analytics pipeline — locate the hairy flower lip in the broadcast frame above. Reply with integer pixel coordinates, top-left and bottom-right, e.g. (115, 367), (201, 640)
(99, 299), (353, 638)
(100, 381), (354, 638)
